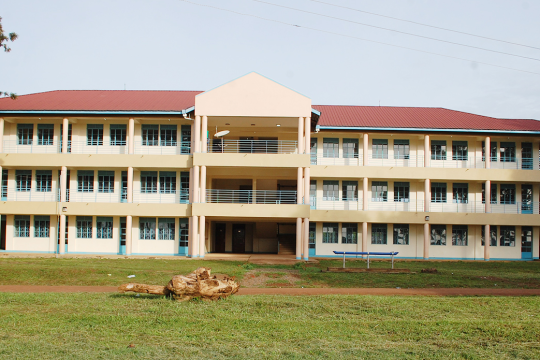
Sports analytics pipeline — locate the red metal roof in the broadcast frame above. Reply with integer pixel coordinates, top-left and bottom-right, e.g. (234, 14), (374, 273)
(312, 105), (540, 132)
(0, 90), (202, 112)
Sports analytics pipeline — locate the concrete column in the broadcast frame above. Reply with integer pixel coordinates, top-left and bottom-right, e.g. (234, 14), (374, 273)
(193, 165), (200, 203)
(199, 215), (206, 258)
(187, 216), (192, 257)
(252, 178), (257, 204)
(424, 179), (430, 212)
(0, 117), (4, 153)
(363, 133), (369, 166)
(190, 123), (194, 154)
(192, 215), (199, 258)
(485, 136), (491, 169)
(200, 166), (206, 203)
(296, 217), (302, 260)
(297, 167), (303, 204)
(424, 135), (430, 167)
(201, 116), (208, 153)
(194, 115), (201, 153)
(362, 222), (368, 252)
(128, 118), (135, 154)
(126, 215), (132, 255)
(60, 166), (67, 203)
(485, 180), (491, 213)
(62, 118), (69, 154)
(304, 167), (310, 206)
(424, 223), (430, 259)
(484, 224), (490, 260)
(298, 117), (304, 154)
(303, 218), (309, 261)
(363, 177), (368, 211)
(189, 167), (194, 203)
(59, 214), (66, 254)
(127, 167), (133, 203)
(304, 117), (311, 155)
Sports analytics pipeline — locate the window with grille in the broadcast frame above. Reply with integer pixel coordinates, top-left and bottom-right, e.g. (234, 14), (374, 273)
(37, 124), (54, 145)
(342, 181), (358, 201)
(76, 216), (93, 238)
(87, 124), (103, 146)
(323, 138), (339, 158)
(110, 124), (127, 146)
(482, 183), (497, 204)
(309, 223), (316, 249)
(500, 184), (516, 204)
(310, 139), (318, 165)
(142, 125), (159, 146)
(452, 141), (468, 161)
(160, 171), (176, 194)
(372, 139), (388, 159)
(1, 169), (7, 200)
(452, 225), (468, 246)
(431, 225), (446, 246)
(17, 124), (33, 145)
(394, 182), (409, 202)
(121, 171), (127, 202)
(482, 141), (498, 162)
(322, 223), (338, 243)
(521, 226), (532, 254)
(393, 224), (409, 245)
(181, 125), (191, 154)
(371, 181), (388, 202)
(14, 215), (30, 237)
(341, 223), (357, 244)
(36, 170), (52, 192)
(499, 226), (515, 247)
(96, 217), (113, 239)
(452, 183), (468, 204)
(180, 172), (189, 203)
(431, 140), (446, 160)
(431, 182), (447, 203)
(393, 140), (409, 159)
(522, 143), (533, 170)
(179, 219), (189, 247)
(78, 170), (94, 193)
(500, 142), (515, 162)
(60, 123), (72, 153)
(140, 217), (156, 240)
(160, 125), (177, 146)
(34, 215), (50, 238)
(57, 216), (69, 245)
(120, 217), (126, 246)
(98, 171), (114, 193)
(481, 226), (497, 247)
(371, 224), (387, 244)
(521, 184), (533, 213)
(141, 171), (158, 193)
(158, 218), (175, 240)
(16, 170), (32, 192)
(323, 180), (339, 200)
(343, 138), (358, 158)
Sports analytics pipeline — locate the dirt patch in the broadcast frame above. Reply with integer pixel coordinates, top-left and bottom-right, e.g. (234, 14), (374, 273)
(240, 268), (302, 288)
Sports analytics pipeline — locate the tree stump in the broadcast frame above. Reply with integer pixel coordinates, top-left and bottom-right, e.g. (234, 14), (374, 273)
(118, 267), (240, 301)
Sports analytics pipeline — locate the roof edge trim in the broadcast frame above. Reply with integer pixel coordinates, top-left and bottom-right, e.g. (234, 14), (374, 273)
(0, 109), (192, 115)
(311, 108), (321, 116)
(317, 125), (540, 135)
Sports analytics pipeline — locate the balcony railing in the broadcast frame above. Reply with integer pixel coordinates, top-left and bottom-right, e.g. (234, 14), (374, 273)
(133, 190), (189, 204)
(206, 140), (298, 154)
(206, 189), (298, 204)
(134, 141), (191, 155)
(2, 140), (60, 154)
(1, 186), (58, 202)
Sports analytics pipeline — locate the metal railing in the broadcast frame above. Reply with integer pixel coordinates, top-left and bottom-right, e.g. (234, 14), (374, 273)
(1, 186), (58, 202)
(206, 140), (298, 154)
(206, 189), (298, 204)
(68, 141), (128, 155)
(66, 189), (122, 203)
(368, 154), (423, 167)
(133, 190), (189, 204)
(313, 155), (363, 166)
(2, 140), (60, 154)
(134, 141), (191, 155)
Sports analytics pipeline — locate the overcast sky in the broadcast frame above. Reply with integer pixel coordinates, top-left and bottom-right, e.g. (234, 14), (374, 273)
(1, 0), (539, 119)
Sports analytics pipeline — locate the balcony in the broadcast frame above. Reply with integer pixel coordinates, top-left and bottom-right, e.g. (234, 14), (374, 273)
(206, 140), (298, 154)
(206, 189), (298, 204)
(1, 186), (57, 202)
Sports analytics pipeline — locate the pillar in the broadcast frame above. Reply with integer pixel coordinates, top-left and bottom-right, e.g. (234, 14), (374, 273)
(201, 116), (208, 153)
(187, 216), (192, 257)
(304, 167), (310, 206)
(362, 222), (368, 253)
(62, 118), (69, 154)
(485, 136), (491, 169)
(424, 135), (430, 167)
(192, 215), (199, 258)
(128, 118), (135, 154)
(200, 166), (206, 203)
(363, 177), (368, 210)
(485, 180), (491, 213)
(0, 117), (4, 153)
(126, 215), (132, 255)
(199, 215), (206, 258)
(484, 224), (490, 261)
(297, 167), (303, 204)
(190, 123), (194, 154)
(60, 166), (67, 202)
(363, 133), (369, 166)
(193, 165), (200, 203)
(252, 178), (257, 204)
(296, 218), (302, 260)
(298, 117), (304, 154)
(303, 218), (309, 261)
(194, 115), (201, 153)
(127, 167), (133, 203)
(59, 214), (66, 254)
(304, 117), (311, 155)
(424, 179), (430, 212)
(424, 223), (430, 259)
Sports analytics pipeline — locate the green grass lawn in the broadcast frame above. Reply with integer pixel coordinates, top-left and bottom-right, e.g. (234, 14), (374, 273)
(0, 293), (538, 359)
(0, 257), (538, 288)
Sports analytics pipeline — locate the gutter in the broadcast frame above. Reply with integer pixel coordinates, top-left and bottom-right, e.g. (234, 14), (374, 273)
(316, 125), (540, 135)
(0, 106), (196, 116)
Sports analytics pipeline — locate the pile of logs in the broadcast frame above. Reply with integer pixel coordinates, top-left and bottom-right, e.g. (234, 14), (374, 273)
(118, 267), (240, 301)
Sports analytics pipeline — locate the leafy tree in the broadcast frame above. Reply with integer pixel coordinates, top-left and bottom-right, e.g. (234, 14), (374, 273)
(0, 16), (18, 99)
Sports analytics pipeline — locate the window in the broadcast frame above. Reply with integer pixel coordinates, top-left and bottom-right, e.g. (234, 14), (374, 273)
(343, 138), (358, 158)
(371, 224), (387, 244)
(342, 181), (358, 201)
(179, 218), (189, 247)
(431, 182), (447, 203)
(160, 171), (176, 194)
(452, 225), (468, 246)
(34, 216), (50, 238)
(481, 226), (497, 247)
(500, 142), (515, 162)
(522, 143), (533, 170)
(17, 124), (33, 145)
(310, 138), (318, 165)
(60, 123), (72, 153)
(431, 225), (446, 245)
(37, 124), (54, 145)
(87, 124), (103, 146)
(57, 216), (69, 245)
(181, 125), (191, 154)
(452, 183), (468, 204)
(180, 172), (189, 203)
(14, 215), (30, 237)
(141, 171), (158, 193)
(322, 223), (338, 243)
(431, 140), (446, 160)
(309, 223), (316, 249)
(499, 226), (515, 247)
(96, 217), (113, 239)
(110, 125), (127, 146)
(372, 139), (388, 159)
(393, 224), (409, 245)
(140, 217), (156, 240)
(452, 141), (468, 161)
(393, 140), (409, 159)
(394, 182), (410, 202)
(16, 170), (32, 192)
(371, 181), (388, 202)
(482, 141), (498, 162)
(121, 171), (127, 202)
(482, 183), (497, 204)
(1, 169), (7, 200)
(323, 181), (339, 200)
(76, 216), (93, 238)
(158, 218), (175, 240)
(34, 170), (52, 192)
(521, 184), (533, 214)
(78, 170), (94, 193)
(310, 180), (317, 205)
(120, 217), (126, 247)
(98, 171), (114, 193)
(142, 125), (159, 146)
(500, 184), (516, 204)
(323, 138), (338, 158)
(522, 226), (533, 254)
(341, 223), (357, 244)
(160, 125), (177, 146)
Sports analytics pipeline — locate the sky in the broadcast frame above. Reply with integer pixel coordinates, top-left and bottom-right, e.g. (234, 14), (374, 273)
(1, 0), (539, 120)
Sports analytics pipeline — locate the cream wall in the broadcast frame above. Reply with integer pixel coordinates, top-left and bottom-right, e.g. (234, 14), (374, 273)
(4, 214), (57, 252)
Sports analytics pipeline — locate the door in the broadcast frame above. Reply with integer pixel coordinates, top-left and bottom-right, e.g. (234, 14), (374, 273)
(521, 226), (533, 259)
(232, 224), (246, 253)
(214, 223), (226, 253)
(0, 215), (6, 250)
(119, 217), (126, 255)
(309, 222), (316, 257)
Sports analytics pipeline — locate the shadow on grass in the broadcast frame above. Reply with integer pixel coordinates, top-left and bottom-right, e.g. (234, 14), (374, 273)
(109, 293), (166, 301)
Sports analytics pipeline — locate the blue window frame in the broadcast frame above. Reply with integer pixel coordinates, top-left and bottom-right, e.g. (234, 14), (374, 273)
(431, 140), (446, 160)
(343, 138), (358, 159)
(179, 218), (189, 248)
(372, 139), (388, 159)
(431, 182), (447, 203)
(371, 181), (388, 202)
(76, 216), (93, 238)
(393, 224), (409, 245)
(431, 225), (446, 246)
(452, 141), (468, 161)
(158, 218), (175, 240)
(323, 138), (339, 158)
(500, 184), (516, 204)
(341, 223), (357, 244)
(36, 170), (52, 192)
(110, 124), (127, 146)
(60, 123), (72, 153)
(37, 124), (54, 145)
(310, 138), (318, 165)
(78, 170), (94, 193)
(309, 223), (316, 253)
(160, 171), (176, 194)
(14, 215), (30, 237)
(452, 225), (468, 246)
(87, 124), (103, 146)
(140, 217), (156, 240)
(521, 184), (533, 214)
(180, 172), (189, 203)
(142, 125), (159, 146)
(499, 226), (515, 247)
(342, 181), (358, 201)
(500, 142), (515, 162)
(482, 141), (498, 162)
(323, 180), (339, 200)
(16, 170), (32, 192)
(141, 171), (158, 193)
(34, 216), (50, 238)
(371, 224), (387, 244)
(1, 169), (7, 200)
(521, 143), (533, 170)
(17, 124), (33, 145)
(482, 183), (497, 204)
(322, 223), (338, 243)
(394, 140), (410, 159)
(452, 183), (468, 204)
(98, 171), (114, 193)
(181, 125), (191, 154)
(160, 125), (177, 146)
(394, 182), (409, 202)
(121, 171), (128, 202)
(96, 217), (113, 239)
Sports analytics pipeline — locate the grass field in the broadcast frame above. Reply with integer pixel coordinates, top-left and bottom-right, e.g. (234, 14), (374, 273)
(0, 257), (539, 288)
(0, 293), (538, 359)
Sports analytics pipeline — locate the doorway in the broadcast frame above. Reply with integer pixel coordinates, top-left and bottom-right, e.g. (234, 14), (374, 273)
(521, 226), (532, 260)
(214, 223), (226, 253)
(232, 224), (246, 253)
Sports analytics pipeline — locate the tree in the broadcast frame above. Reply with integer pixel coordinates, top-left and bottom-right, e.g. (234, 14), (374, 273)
(0, 16), (18, 99)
